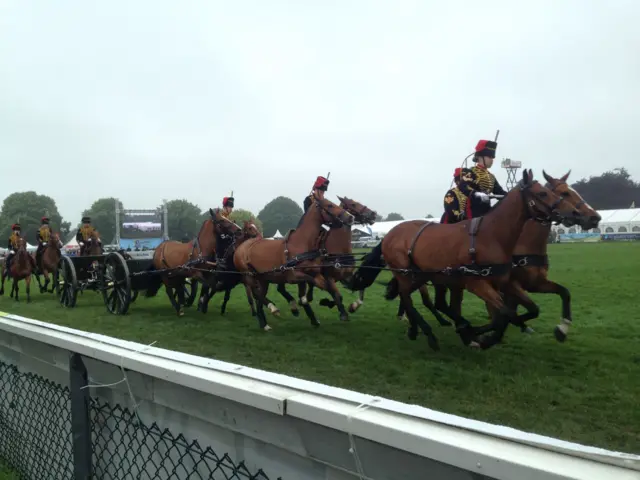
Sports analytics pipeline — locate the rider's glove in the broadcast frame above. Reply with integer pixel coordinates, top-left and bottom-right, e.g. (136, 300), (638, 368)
(474, 191), (490, 203)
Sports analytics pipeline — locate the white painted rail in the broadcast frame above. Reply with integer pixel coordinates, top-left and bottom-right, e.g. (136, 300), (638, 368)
(0, 311), (638, 480)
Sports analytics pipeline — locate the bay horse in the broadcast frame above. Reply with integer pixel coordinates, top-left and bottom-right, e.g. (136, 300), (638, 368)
(0, 238), (34, 302)
(348, 170), (580, 351)
(429, 170), (601, 342)
(288, 196), (379, 322)
(34, 232), (63, 293)
(197, 219), (267, 316)
(233, 194), (354, 330)
(80, 230), (104, 256)
(145, 208), (241, 316)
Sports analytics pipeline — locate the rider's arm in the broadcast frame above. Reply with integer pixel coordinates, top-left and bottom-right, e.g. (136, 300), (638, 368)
(443, 190), (461, 223)
(492, 175), (508, 196)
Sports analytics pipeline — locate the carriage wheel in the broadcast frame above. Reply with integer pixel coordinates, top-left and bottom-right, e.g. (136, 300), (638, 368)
(56, 256), (78, 308)
(101, 252), (132, 315)
(130, 290), (139, 303)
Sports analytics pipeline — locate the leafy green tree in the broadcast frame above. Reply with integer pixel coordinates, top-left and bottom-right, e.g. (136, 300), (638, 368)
(165, 199), (202, 240)
(572, 167), (639, 209)
(384, 212), (404, 221)
(81, 197), (123, 243)
(375, 214), (383, 222)
(0, 191), (64, 244)
(257, 196), (303, 237)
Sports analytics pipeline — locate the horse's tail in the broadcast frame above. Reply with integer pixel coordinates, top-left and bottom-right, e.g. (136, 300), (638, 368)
(143, 264), (163, 297)
(344, 242), (385, 291)
(384, 277), (400, 300)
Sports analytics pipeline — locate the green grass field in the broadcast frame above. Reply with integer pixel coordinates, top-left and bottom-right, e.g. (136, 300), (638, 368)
(1, 243), (639, 454)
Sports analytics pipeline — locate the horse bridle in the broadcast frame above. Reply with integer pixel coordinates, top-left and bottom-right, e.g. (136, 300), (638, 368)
(518, 180), (568, 224)
(340, 200), (377, 225)
(313, 198), (354, 228)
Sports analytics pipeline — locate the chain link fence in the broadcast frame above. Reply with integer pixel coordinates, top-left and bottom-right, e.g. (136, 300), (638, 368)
(0, 359), (277, 479)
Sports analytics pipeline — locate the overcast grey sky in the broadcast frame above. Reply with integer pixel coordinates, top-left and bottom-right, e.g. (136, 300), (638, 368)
(1, 0), (638, 221)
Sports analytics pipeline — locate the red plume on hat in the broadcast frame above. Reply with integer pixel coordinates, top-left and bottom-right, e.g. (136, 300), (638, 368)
(454, 168), (462, 178)
(313, 176), (329, 191)
(11, 223), (20, 231)
(223, 196), (234, 207)
(474, 139), (497, 159)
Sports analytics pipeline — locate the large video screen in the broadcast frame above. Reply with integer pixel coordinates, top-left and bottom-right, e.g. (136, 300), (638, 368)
(121, 212), (163, 239)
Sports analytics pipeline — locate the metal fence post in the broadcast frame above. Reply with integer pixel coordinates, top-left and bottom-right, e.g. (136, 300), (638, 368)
(69, 353), (92, 479)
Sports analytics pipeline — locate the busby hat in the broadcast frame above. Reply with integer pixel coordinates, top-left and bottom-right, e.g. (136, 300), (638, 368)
(223, 196), (234, 208)
(12, 223), (21, 231)
(474, 140), (497, 160)
(82, 216), (91, 223)
(313, 176), (330, 191)
(41, 216), (50, 224)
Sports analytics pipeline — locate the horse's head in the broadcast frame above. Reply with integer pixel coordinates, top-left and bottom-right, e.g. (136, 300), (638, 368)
(50, 232), (63, 249)
(242, 220), (262, 239)
(543, 170), (601, 231)
(311, 194), (355, 228)
(15, 237), (27, 252)
(336, 196), (377, 225)
(209, 208), (243, 239)
(518, 169), (581, 224)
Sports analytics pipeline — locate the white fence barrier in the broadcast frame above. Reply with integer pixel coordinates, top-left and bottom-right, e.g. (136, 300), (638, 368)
(0, 312), (638, 479)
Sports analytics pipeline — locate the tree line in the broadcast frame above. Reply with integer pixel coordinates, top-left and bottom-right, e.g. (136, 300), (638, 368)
(3, 167), (631, 244)
(0, 192), (409, 244)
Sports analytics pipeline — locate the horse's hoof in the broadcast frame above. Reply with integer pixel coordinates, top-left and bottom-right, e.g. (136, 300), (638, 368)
(407, 329), (418, 340)
(340, 313), (349, 322)
(427, 336), (440, 351)
(522, 326), (535, 334)
(263, 325), (272, 331)
(438, 318), (452, 327)
(554, 325), (567, 343)
(311, 321), (320, 328)
(178, 310), (185, 317)
(319, 299), (335, 308)
(469, 341), (481, 349)
(348, 304), (356, 313)
(291, 309), (300, 317)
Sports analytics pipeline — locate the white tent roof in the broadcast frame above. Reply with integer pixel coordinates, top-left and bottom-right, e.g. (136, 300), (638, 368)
(64, 237), (79, 249)
(369, 218), (437, 237)
(596, 208), (640, 224)
(272, 229), (283, 239)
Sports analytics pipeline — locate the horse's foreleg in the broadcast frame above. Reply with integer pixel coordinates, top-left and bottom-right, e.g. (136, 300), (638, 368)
(164, 280), (184, 317)
(25, 276), (31, 303)
(11, 279), (18, 301)
(527, 279), (572, 343)
(198, 283), (211, 314)
(396, 276), (439, 351)
(317, 275), (349, 322)
(348, 289), (365, 313)
(501, 281), (540, 334)
(220, 288), (231, 315)
(34, 270), (44, 293)
(417, 284), (451, 327)
(294, 279), (320, 327)
(243, 283), (257, 316)
(276, 284), (299, 316)
(251, 279), (272, 331)
(0, 269), (6, 295)
(466, 280), (514, 349)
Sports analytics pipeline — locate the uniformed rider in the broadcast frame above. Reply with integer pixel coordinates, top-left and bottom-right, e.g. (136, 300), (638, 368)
(441, 168), (475, 224)
(76, 216), (100, 255)
(35, 216), (52, 269)
(215, 196), (235, 271)
(459, 139), (507, 219)
(5, 223), (22, 275)
(303, 176), (330, 213)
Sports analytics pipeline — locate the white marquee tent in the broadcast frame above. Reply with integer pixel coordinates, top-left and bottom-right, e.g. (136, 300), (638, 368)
(554, 208), (640, 235)
(354, 218), (438, 239)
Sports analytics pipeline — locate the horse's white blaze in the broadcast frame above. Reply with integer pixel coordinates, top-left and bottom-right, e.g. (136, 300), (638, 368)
(558, 318), (571, 335)
(300, 295), (308, 305)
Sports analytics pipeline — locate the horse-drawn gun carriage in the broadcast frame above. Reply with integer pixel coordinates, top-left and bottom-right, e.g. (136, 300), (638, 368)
(56, 251), (198, 314)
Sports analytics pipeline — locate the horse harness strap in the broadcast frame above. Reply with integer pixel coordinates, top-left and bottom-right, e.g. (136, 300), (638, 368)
(405, 218), (510, 278)
(468, 217), (483, 264)
(512, 254), (549, 268)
